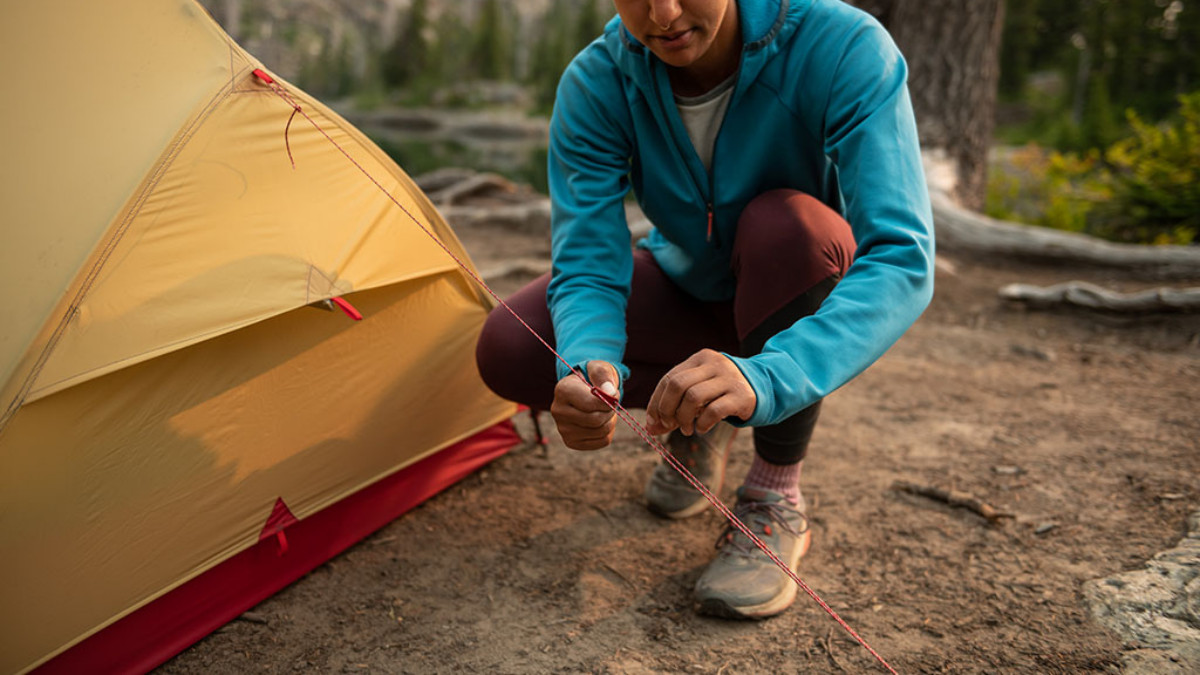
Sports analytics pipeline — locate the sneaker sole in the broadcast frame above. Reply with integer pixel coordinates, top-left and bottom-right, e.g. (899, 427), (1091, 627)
(645, 429), (737, 520)
(697, 528), (813, 620)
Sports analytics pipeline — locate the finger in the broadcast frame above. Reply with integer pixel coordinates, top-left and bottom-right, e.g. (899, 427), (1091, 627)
(568, 434), (613, 451)
(648, 366), (710, 431)
(586, 361), (621, 400)
(557, 378), (614, 414)
(559, 420), (617, 451)
(692, 392), (744, 434)
(654, 369), (723, 435)
(644, 414), (676, 435)
(672, 377), (729, 435)
(552, 404), (616, 431)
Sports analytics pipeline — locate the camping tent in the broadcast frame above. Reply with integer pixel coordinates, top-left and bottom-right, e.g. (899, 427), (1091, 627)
(0, 1), (520, 672)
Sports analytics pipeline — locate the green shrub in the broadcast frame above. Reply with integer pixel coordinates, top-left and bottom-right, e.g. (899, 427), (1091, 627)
(986, 144), (1107, 234)
(987, 91), (1200, 246)
(1091, 92), (1200, 245)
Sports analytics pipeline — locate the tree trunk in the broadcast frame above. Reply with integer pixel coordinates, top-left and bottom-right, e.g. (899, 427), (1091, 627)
(848, 0), (1006, 210)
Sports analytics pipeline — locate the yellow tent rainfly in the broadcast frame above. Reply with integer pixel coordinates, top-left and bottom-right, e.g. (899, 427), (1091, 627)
(0, 1), (519, 672)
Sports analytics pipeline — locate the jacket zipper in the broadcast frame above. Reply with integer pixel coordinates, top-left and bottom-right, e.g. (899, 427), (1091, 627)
(653, 64), (742, 248)
(696, 79), (739, 248)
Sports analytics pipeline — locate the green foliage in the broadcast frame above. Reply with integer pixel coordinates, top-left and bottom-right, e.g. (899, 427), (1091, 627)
(1093, 92), (1200, 244)
(433, 8), (472, 81)
(373, 136), (462, 178)
(530, 0), (572, 113)
(998, 0), (1042, 99)
(997, 0), (1200, 153)
(471, 0), (514, 81)
(575, 0), (607, 52)
(530, 0), (609, 114)
(298, 37), (358, 100)
(986, 145), (1108, 233)
(382, 0), (431, 92)
(988, 92), (1200, 245)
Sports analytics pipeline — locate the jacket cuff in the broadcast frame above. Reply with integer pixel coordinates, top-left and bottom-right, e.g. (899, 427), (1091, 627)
(721, 353), (776, 427)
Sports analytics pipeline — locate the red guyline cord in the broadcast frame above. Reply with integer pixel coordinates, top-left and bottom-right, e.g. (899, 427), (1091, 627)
(251, 69), (898, 675)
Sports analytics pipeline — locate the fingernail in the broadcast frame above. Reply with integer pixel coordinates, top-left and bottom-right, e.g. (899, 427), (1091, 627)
(646, 413), (657, 425)
(600, 382), (618, 397)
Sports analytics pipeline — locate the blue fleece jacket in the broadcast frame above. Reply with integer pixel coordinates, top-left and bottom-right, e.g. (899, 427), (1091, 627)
(546, 0), (935, 427)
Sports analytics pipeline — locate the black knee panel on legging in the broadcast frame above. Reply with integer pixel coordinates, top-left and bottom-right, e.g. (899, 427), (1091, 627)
(752, 402), (821, 464)
(739, 274), (840, 465)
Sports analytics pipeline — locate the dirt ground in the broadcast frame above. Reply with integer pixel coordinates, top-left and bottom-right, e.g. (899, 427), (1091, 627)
(161, 205), (1199, 673)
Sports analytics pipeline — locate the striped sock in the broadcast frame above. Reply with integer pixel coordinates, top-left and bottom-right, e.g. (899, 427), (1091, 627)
(743, 456), (803, 505)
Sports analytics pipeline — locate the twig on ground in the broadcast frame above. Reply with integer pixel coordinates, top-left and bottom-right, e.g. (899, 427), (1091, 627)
(602, 563), (636, 589)
(236, 611), (269, 625)
(822, 627), (848, 673)
(891, 480), (1015, 523)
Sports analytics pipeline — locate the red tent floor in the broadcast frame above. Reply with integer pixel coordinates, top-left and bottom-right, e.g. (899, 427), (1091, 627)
(34, 419), (521, 675)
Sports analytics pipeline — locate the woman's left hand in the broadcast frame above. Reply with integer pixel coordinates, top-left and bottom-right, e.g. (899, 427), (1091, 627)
(644, 349), (756, 436)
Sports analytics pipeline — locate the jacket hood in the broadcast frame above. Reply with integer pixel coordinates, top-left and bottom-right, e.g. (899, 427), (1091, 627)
(604, 0), (807, 93)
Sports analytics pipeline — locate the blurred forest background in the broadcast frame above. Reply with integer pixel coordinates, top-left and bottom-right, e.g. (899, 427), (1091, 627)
(198, 0), (1199, 246)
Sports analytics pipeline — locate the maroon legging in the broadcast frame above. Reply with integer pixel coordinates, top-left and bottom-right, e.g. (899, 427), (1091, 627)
(475, 189), (856, 464)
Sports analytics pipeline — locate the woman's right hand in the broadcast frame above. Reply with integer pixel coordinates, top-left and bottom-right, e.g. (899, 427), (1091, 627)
(550, 361), (621, 451)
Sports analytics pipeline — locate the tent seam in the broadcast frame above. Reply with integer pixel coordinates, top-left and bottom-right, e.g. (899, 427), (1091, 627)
(0, 66), (254, 435)
(23, 265), (467, 401)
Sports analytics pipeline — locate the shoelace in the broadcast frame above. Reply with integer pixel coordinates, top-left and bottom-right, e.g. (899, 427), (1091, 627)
(716, 501), (808, 556)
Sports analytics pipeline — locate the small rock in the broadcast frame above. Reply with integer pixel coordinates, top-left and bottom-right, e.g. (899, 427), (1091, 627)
(993, 465), (1024, 476)
(1035, 522), (1057, 535)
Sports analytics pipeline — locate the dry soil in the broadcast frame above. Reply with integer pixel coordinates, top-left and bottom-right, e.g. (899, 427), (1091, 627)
(160, 206), (1200, 674)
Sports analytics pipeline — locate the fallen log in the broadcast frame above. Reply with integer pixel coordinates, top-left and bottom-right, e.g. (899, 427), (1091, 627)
(1000, 281), (1200, 313)
(441, 201), (552, 233)
(427, 172), (520, 206)
(931, 192), (1200, 278)
(412, 168), (478, 195)
(479, 257), (551, 282)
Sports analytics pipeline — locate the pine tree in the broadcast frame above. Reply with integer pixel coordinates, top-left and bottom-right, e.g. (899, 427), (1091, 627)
(530, 0), (570, 111)
(382, 0), (430, 91)
(471, 0), (514, 81)
(434, 6), (472, 86)
(999, 0), (1039, 99)
(575, 0), (606, 51)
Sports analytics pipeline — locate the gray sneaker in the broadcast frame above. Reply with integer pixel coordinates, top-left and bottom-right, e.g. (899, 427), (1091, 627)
(694, 486), (811, 619)
(644, 422), (737, 519)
